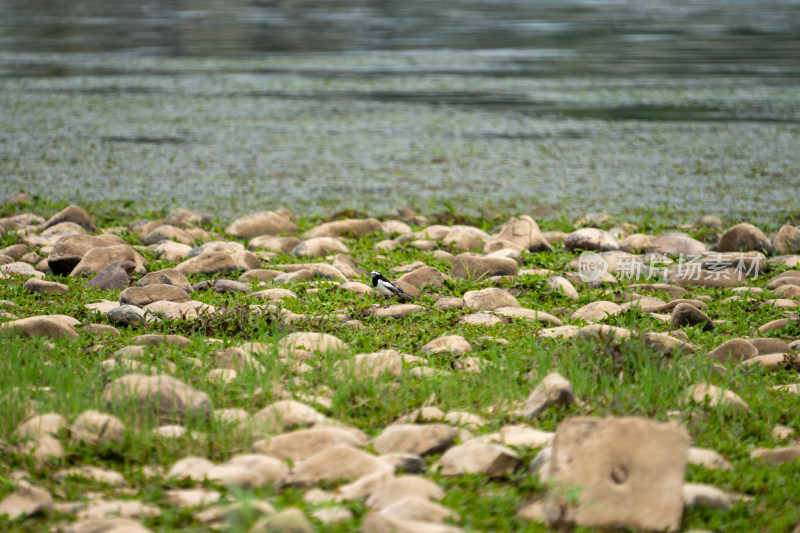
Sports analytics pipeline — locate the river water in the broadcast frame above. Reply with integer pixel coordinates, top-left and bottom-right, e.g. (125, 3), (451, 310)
(1, 0), (799, 221)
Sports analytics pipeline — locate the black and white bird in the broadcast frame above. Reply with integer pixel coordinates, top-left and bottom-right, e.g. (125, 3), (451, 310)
(370, 270), (411, 301)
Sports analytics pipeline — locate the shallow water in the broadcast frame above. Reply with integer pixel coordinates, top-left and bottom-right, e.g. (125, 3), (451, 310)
(1, 1), (799, 220)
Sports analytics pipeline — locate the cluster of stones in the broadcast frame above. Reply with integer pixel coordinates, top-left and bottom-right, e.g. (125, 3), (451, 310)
(1, 197), (799, 532)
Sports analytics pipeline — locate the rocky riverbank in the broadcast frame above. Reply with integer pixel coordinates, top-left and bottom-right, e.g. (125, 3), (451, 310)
(1, 195), (799, 532)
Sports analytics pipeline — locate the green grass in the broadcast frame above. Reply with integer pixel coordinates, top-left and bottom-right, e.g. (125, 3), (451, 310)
(1, 199), (799, 532)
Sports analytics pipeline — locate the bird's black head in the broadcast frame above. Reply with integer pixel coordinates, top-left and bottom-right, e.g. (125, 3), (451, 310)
(370, 271), (382, 285)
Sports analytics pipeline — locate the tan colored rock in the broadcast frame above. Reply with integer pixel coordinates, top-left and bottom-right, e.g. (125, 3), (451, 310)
(303, 218), (381, 239)
(682, 483), (733, 511)
(273, 269), (312, 284)
(0, 484), (53, 520)
(136, 269), (192, 293)
(546, 276), (579, 300)
(669, 267), (748, 288)
(14, 413), (67, 440)
(167, 456), (214, 481)
(749, 445), (800, 464)
(493, 215), (551, 252)
(101, 374), (211, 425)
(457, 313), (503, 327)
(338, 281), (373, 296)
(373, 424), (459, 456)
(278, 332), (348, 354)
(71, 410), (125, 444)
(339, 349), (415, 379)
(709, 338), (757, 363)
(494, 307), (562, 326)
(119, 284), (190, 307)
(366, 476), (445, 511)
(22, 278), (69, 295)
(773, 225), (800, 255)
(687, 383), (749, 410)
(646, 234), (707, 256)
(253, 427), (366, 461)
(150, 241), (192, 262)
(749, 337), (790, 354)
(643, 332), (697, 355)
(292, 237), (350, 257)
(688, 447), (732, 470)
(362, 514), (463, 533)
(718, 222), (773, 253)
(246, 400), (327, 434)
(521, 372), (575, 418)
(564, 228), (620, 252)
(477, 425), (554, 449)
(47, 235), (128, 276)
(737, 352), (793, 371)
(70, 244), (147, 277)
(77, 500), (161, 520)
(250, 508), (312, 533)
(572, 301), (622, 322)
(442, 228), (483, 251)
(174, 252), (238, 275)
(436, 442), (519, 477)
(758, 317), (797, 334)
(377, 496), (456, 524)
(433, 297), (463, 310)
(619, 233), (653, 253)
(225, 211), (298, 239)
(0, 315), (79, 339)
(287, 444), (392, 487)
(397, 266), (450, 289)
(55, 466), (126, 486)
(463, 287), (519, 311)
(451, 254), (517, 280)
(421, 335), (471, 356)
(65, 517), (153, 533)
(381, 219), (413, 236)
(239, 268), (283, 283)
(545, 416), (689, 532)
(165, 488), (220, 507)
(42, 205), (97, 233)
(140, 224), (195, 245)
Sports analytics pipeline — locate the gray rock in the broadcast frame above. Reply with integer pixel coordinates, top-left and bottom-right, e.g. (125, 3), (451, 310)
(88, 261), (136, 290)
(521, 372), (575, 418)
(670, 303), (714, 331)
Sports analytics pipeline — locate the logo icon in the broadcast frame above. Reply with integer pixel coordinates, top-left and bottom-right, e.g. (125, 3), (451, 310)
(578, 251), (608, 282)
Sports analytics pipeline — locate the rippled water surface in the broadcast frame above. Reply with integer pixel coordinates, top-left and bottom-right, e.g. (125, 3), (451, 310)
(1, 1), (799, 219)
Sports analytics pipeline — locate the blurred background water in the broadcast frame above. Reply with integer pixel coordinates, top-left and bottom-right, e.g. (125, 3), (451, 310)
(1, 0), (799, 219)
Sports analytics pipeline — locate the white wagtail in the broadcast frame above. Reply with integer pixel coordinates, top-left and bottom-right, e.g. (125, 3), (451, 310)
(370, 270), (411, 301)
